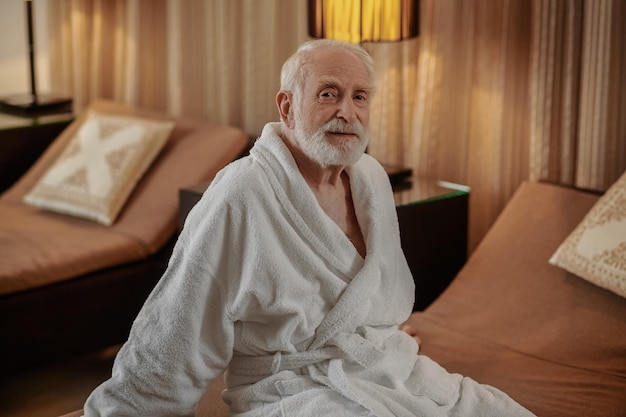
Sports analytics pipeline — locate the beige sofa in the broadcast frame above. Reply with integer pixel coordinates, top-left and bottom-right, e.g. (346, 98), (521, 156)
(60, 180), (626, 416)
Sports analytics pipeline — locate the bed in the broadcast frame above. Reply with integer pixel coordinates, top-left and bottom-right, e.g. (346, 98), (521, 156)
(59, 178), (626, 417)
(0, 99), (249, 375)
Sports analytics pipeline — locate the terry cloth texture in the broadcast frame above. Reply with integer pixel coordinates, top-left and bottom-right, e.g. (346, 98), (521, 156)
(83, 123), (534, 417)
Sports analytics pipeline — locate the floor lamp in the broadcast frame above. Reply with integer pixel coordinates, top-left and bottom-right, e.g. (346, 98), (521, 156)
(307, 0), (419, 184)
(0, 0), (72, 117)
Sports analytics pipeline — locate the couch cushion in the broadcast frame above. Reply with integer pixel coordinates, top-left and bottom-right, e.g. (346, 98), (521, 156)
(408, 181), (626, 417)
(408, 316), (626, 417)
(0, 99), (249, 295)
(418, 182), (625, 373)
(0, 202), (147, 296)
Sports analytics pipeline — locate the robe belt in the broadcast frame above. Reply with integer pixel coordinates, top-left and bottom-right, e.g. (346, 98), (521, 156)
(228, 333), (386, 377)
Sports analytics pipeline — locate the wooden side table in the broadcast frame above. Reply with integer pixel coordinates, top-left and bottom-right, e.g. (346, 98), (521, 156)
(179, 178), (469, 311)
(0, 112), (74, 193)
(393, 179), (469, 311)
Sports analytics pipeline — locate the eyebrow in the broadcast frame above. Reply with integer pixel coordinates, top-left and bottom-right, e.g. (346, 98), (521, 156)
(316, 75), (372, 95)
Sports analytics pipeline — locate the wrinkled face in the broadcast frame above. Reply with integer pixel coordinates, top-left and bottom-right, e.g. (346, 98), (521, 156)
(292, 48), (372, 167)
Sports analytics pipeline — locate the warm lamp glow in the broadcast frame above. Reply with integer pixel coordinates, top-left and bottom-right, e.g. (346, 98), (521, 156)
(308, 0), (419, 43)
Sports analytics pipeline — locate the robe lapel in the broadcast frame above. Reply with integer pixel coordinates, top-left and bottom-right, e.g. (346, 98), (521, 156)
(308, 162), (384, 350)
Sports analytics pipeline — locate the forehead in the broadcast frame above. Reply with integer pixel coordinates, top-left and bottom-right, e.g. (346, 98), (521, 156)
(304, 49), (371, 91)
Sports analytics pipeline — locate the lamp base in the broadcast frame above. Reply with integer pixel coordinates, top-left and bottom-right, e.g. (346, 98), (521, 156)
(0, 94), (72, 117)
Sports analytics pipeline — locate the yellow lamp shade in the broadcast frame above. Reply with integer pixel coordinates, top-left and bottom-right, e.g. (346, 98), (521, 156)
(308, 0), (419, 43)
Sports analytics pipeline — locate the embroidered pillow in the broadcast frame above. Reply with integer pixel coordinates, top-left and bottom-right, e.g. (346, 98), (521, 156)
(549, 171), (626, 298)
(24, 111), (174, 225)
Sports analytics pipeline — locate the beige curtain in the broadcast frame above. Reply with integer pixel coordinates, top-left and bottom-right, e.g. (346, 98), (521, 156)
(530, 0), (626, 192)
(48, 0), (626, 252)
(49, 0), (310, 135)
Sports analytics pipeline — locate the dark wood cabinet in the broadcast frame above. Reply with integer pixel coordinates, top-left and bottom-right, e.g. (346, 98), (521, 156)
(393, 179), (469, 310)
(0, 112), (73, 193)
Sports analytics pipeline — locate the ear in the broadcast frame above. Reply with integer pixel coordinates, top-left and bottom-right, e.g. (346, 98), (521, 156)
(276, 90), (295, 129)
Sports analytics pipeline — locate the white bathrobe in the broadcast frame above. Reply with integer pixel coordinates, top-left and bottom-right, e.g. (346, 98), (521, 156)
(83, 123), (534, 417)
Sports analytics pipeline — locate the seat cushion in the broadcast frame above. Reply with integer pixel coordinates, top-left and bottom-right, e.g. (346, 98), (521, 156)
(408, 182), (626, 417)
(0, 99), (249, 296)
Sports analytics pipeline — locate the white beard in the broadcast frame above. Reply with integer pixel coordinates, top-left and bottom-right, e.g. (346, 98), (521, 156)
(293, 115), (370, 168)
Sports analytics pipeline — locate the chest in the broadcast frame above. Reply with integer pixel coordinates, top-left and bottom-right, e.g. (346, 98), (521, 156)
(312, 186), (366, 257)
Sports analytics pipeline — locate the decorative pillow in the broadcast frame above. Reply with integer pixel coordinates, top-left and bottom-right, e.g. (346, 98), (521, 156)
(549, 171), (626, 298)
(24, 110), (174, 226)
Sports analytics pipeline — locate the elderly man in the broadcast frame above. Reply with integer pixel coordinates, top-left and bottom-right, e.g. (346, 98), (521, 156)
(83, 39), (533, 416)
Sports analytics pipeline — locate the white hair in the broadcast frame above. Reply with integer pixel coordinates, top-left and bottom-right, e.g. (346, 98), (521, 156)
(279, 39), (377, 102)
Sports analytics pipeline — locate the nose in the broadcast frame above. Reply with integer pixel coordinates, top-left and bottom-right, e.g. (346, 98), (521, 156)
(335, 97), (358, 123)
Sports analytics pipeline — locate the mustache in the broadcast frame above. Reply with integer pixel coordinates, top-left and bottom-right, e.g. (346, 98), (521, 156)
(321, 119), (366, 138)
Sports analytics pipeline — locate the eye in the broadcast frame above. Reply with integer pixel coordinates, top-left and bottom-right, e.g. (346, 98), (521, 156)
(318, 88), (339, 103)
(353, 93), (369, 107)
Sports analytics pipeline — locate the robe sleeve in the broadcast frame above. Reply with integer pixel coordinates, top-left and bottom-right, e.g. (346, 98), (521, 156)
(82, 182), (244, 417)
